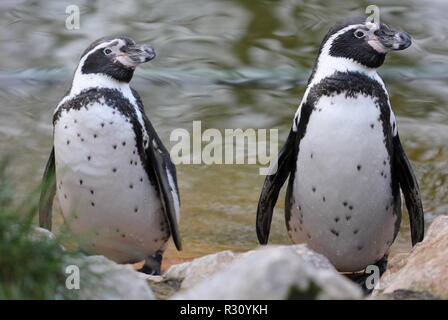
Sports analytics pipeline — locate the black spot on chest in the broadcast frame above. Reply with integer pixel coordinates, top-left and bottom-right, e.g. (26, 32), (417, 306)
(54, 88), (158, 187)
(297, 72), (392, 152)
(296, 71), (397, 200)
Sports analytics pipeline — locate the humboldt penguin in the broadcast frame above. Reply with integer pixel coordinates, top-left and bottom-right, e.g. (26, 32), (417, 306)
(256, 17), (424, 283)
(39, 36), (181, 274)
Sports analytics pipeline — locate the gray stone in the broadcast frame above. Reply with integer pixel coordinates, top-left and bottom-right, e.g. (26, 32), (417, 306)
(371, 289), (440, 300)
(29, 226), (57, 242)
(164, 250), (238, 289)
(171, 244), (362, 300)
(31, 228), (154, 299)
(372, 215), (448, 299)
(61, 255), (155, 300)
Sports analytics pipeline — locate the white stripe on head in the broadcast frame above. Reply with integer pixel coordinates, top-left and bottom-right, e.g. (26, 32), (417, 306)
(55, 39), (132, 112)
(54, 38), (152, 169)
(311, 24), (380, 86)
(70, 39), (128, 95)
(292, 23), (389, 132)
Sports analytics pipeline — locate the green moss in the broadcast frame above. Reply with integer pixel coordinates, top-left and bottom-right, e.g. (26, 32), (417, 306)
(0, 158), (76, 299)
(147, 278), (182, 300)
(286, 280), (322, 300)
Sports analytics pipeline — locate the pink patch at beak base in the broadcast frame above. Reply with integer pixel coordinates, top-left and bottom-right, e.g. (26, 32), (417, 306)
(367, 39), (390, 54)
(115, 55), (140, 68)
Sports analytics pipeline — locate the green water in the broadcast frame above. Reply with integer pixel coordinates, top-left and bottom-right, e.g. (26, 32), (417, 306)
(1, 0), (447, 263)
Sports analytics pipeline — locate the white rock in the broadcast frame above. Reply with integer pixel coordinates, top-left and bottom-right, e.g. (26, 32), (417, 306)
(29, 226), (56, 241)
(144, 275), (164, 282)
(171, 244), (362, 300)
(164, 250), (238, 289)
(145, 251), (239, 299)
(29, 228), (154, 299)
(61, 255), (155, 300)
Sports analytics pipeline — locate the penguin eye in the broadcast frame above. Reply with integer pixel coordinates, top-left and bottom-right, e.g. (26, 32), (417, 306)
(354, 29), (366, 39)
(103, 48), (113, 55)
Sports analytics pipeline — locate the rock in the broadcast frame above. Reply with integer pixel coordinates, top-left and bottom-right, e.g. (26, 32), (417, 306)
(145, 275), (164, 282)
(371, 289), (440, 300)
(144, 250), (239, 299)
(164, 250), (239, 289)
(372, 215), (448, 299)
(147, 278), (183, 300)
(61, 255), (155, 300)
(170, 244), (362, 300)
(29, 226), (56, 242)
(30, 228), (154, 299)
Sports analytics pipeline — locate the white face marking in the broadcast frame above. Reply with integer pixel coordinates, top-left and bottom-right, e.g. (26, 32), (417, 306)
(115, 55), (139, 68)
(312, 24), (370, 81)
(103, 40), (140, 68)
(56, 39), (128, 110)
(367, 39), (389, 54)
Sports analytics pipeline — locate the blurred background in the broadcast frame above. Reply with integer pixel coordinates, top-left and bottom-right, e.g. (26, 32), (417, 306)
(0, 0), (447, 267)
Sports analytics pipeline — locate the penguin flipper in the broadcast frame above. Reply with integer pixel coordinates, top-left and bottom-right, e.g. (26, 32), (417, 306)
(39, 147), (56, 231)
(256, 129), (297, 244)
(132, 89), (182, 251)
(144, 123), (182, 251)
(393, 134), (424, 245)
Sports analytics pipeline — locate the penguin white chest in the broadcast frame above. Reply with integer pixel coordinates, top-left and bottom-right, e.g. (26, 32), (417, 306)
(53, 101), (169, 263)
(288, 93), (398, 272)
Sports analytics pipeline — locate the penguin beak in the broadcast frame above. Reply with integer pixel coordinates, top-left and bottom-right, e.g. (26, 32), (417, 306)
(375, 26), (412, 51)
(124, 44), (156, 63)
(116, 44), (156, 68)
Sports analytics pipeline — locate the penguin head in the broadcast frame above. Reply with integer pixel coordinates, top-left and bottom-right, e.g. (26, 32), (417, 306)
(77, 36), (156, 83)
(317, 17), (411, 69)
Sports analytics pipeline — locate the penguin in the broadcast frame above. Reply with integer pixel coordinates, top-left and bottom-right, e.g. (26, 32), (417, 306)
(256, 17), (424, 281)
(39, 36), (181, 275)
